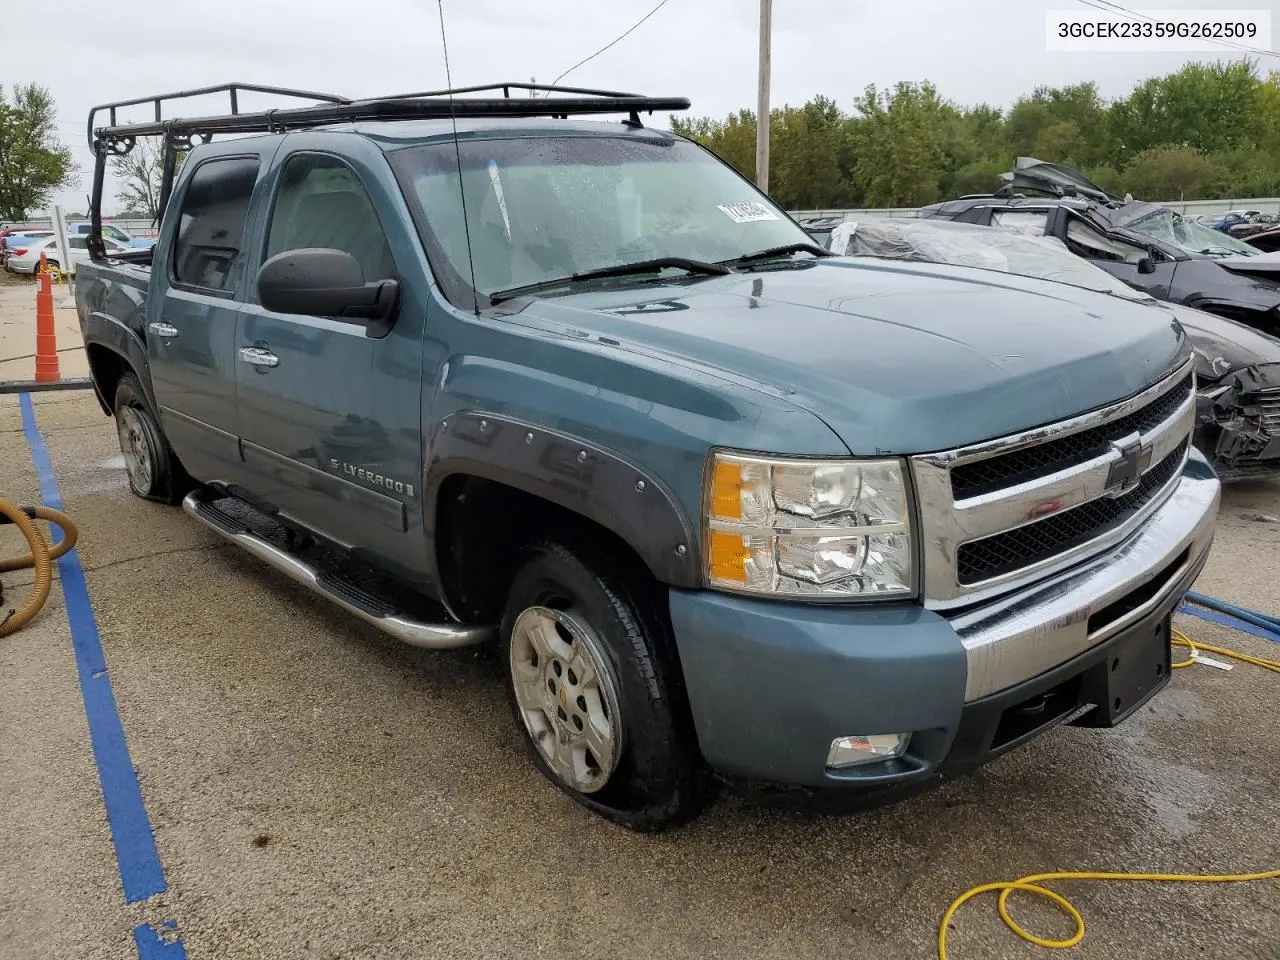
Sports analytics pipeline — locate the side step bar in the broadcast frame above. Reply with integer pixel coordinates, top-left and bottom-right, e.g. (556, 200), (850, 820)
(182, 490), (494, 649)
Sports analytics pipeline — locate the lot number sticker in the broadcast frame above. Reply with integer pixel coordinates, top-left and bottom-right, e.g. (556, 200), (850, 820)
(718, 202), (779, 223)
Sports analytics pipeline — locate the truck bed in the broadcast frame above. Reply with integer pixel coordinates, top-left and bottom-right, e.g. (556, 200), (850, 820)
(75, 257), (155, 405)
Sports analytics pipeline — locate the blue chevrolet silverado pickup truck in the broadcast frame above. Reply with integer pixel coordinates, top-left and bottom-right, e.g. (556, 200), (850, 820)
(74, 83), (1220, 830)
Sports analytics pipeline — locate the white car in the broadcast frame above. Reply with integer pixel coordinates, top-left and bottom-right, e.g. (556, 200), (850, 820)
(4, 234), (130, 274)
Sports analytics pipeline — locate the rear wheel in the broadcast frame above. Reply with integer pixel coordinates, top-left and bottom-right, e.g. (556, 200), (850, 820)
(113, 371), (191, 504)
(501, 539), (711, 831)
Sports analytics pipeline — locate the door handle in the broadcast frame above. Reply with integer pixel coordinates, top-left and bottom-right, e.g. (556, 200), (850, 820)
(148, 321), (179, 338)
(238, 346), (279, 368)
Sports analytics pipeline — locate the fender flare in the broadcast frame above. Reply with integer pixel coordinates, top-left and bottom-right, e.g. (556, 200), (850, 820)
(81, 311), (156, 414)
(425, 411), (701, 588)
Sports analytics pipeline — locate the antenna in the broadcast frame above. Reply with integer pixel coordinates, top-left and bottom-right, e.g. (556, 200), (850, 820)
(436, 0), (480, 315)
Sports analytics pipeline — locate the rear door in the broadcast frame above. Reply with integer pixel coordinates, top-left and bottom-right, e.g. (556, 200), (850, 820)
(149, 151), (271, 483)
(233, 142), (427, 574)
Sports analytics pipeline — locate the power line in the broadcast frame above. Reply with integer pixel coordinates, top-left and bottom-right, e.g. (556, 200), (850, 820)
(551, 0), (674, 86)
(1073, 0), (1280, 60)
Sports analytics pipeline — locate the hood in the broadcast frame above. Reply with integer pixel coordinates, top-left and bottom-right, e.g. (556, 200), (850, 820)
(507, 258), (1188, 454)
(1215, 252), (1280, 278)
(1001, 157), (1120, 204)
(1160, 301), (1280, 377)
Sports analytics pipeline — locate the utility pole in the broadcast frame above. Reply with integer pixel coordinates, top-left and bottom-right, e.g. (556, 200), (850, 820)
(756, 0), (771, 193)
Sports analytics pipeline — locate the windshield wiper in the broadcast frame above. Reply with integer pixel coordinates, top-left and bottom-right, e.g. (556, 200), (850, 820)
(488, 257), (730, 304)
(720, 242), (833, 266)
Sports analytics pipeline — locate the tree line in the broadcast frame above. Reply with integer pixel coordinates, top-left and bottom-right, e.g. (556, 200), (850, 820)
(671, 59), (1280, 211)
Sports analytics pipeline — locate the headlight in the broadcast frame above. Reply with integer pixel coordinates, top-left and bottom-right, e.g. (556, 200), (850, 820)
(1193, 347), (1231, 379)
(703, 452), (914, 599)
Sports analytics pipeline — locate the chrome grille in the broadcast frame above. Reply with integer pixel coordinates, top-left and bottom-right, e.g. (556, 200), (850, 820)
(910, 359), (1196, 609)
(956, 441), (1187, 584)
(1255, 394), (1280, 437)
(950, 373), (1192, 499)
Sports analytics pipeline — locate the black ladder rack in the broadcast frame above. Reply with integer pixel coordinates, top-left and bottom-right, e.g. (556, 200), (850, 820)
(85, 81), (691, 256)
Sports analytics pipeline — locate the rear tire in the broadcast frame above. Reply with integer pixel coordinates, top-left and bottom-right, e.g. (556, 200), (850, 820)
(113, 371), (191, 504)
(501, 539), (711, 832)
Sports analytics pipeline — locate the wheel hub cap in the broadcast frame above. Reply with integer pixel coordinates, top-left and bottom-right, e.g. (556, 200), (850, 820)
(509, 605), (621, 793)
(117, 407), (153, 492)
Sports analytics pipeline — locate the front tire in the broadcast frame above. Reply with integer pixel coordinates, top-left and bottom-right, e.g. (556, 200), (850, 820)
(113, 371), (190, 504)
(501, 539), (710, 831)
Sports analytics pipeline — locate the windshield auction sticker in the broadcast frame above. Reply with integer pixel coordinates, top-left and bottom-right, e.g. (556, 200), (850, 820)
(718, 202), (779, 224)
(1046, 9), (1271, 51)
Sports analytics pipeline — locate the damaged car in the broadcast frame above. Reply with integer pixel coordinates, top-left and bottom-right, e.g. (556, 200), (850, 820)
(919, 157), (1280, 339)
(827, 216), (1280, 480)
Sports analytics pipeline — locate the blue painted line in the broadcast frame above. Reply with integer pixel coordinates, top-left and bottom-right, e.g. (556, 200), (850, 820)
(1178, 601), (1280, 644)
(134, 923), (188, 960)
(18, 394), (175, 915)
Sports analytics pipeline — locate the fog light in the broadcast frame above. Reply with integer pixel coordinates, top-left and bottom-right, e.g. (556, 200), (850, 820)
(826, 733), (910, 768)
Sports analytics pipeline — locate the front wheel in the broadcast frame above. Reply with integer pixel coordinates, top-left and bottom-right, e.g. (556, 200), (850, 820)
(501, 539), (711, 831)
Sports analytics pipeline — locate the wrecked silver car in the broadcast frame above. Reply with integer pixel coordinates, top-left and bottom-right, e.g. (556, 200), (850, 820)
(828, 217), (1280, 481)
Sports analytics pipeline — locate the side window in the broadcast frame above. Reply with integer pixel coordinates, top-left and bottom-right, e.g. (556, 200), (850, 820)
(69, 237), (88, 250)
(1065, 218), (1147, 264)
(992, 210), (1049, 236)
(172, 156), (261, 292)
(265, 154), (395, 284)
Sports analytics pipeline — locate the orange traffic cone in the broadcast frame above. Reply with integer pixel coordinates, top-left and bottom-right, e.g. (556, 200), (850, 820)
(35, 252), (60, 383)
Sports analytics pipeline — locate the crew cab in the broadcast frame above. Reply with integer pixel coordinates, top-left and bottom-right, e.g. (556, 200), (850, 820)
(75, 83), (1220, 830)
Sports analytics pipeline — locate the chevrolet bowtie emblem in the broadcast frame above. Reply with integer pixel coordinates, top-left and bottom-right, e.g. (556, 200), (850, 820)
(1104, 431), (1152, 497)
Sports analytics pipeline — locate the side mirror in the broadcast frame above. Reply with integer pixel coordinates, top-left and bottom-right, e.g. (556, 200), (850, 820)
(1137, 257), (1157, 275)
(257, 248), (399, 325)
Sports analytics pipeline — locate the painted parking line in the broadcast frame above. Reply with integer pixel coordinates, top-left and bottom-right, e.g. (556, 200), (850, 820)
(1178, 601), (1280, 644)
(19, 393), (187, 959)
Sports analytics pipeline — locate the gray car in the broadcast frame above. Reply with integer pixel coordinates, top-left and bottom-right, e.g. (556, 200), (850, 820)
(826, 216), (1280, 481)
(920, 158), (1280, 340)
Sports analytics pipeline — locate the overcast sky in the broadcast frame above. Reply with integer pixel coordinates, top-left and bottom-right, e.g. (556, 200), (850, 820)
(3, 0), (1278, 217)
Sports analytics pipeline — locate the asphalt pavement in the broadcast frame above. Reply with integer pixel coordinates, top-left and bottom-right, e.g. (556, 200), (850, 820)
(1, 391), (1278, 960)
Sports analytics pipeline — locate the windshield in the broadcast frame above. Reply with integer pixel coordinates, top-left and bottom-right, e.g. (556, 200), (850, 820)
(389, 135), (814, 305)
(830, 218), (1154, 303)
(1127, 209), (1259, 258)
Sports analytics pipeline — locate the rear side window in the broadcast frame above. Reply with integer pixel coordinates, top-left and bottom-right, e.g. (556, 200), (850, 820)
(264, 153), (395, 283)
(70, 237), (88, 249)
(172, 156), (261, 292)
(991, 210), (1049, 236)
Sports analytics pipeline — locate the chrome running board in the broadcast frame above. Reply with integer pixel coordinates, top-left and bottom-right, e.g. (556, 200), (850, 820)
(182, 489), (493, 650)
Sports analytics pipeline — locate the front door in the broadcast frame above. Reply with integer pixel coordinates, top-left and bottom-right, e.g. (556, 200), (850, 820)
(233, 148), (426, 575)
(1055, 213), (1177, 300)
(150, 154), (264, 483)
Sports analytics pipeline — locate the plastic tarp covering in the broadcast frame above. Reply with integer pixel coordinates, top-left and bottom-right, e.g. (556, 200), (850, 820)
(829, 218), (1152, 303)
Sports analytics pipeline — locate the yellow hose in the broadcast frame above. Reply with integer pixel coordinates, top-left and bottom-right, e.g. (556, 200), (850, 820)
(939, 627), (1280, 959)
(0, 500), (77, 637)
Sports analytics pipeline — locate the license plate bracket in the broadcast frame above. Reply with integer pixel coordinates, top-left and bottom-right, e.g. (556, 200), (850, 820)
(1070, 615), (1172, 728)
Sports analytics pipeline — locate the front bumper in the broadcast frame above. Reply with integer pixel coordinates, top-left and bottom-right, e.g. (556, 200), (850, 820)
(1195, 364), (1280, 479)
(668, 448), (1221, 791)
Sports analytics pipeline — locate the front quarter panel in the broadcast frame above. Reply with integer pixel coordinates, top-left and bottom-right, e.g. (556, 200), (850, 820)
(422, 301), (850, 587)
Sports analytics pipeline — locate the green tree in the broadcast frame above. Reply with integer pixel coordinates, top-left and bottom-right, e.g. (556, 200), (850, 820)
(111, 138), (184, 221)
(0, 83), (75, 222)
(1109, 60), (1260, 159)
(1119, 145), (1224, 200)
(1006, 83), (1110, 165)
(670, 109), (757, 181)
(769, 97), (847, 209)
(850, 81), (952, 207)
(669, 57), (1280, 209)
